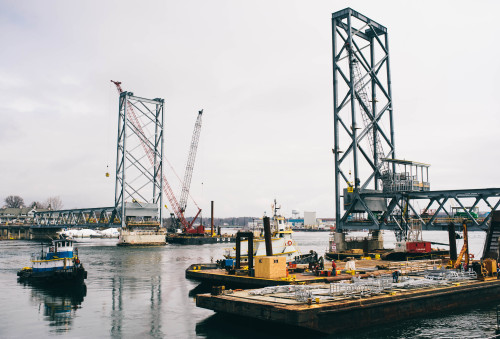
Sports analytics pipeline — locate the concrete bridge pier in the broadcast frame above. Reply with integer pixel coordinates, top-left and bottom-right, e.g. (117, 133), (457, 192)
(29, 227), (61, 241)
(334, 230), (384, 253)
(0, 225), (34, 240)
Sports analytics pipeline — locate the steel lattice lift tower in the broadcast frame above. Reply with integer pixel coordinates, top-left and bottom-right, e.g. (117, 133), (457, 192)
(112, 83), (165, 230)
(331, 8), (500, 253)
(332, 8), (397, 230)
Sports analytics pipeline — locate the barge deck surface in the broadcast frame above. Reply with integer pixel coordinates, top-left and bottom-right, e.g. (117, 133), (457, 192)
(196, 279), (500, 334)
(186, 259), (443, 288)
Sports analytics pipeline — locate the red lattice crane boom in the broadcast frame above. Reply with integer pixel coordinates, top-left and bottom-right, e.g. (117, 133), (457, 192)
(180, 110), (203, 212)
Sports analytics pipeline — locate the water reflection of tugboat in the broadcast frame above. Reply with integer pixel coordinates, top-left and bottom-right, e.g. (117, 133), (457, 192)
(17, 238), (87, 283)
(27, 283), (87, 332)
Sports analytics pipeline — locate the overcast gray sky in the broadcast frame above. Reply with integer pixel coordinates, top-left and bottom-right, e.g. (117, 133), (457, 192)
(1, 0), (499, 218)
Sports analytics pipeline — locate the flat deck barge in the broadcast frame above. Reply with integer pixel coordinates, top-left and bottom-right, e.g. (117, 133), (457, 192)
(197, 277), (500, 334)
(167, 234), (235, 245)
(186, 259), (442, 288)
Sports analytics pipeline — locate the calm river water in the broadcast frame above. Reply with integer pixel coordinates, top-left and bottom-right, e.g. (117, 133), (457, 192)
(0, 230), (498, 338)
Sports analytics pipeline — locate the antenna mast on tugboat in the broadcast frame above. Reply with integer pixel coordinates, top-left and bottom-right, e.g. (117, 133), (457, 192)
(273, 198), (280, 216)
(272, 198), (282, 231)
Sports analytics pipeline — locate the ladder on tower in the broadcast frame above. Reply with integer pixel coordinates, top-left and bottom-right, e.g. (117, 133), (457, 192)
(350, 53), (391, 184)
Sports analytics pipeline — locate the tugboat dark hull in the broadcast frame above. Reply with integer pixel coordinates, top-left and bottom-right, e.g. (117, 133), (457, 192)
(17, 266), (87, 284)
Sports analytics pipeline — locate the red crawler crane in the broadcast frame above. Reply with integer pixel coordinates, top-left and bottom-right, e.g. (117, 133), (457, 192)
(111, 80), (203, 233)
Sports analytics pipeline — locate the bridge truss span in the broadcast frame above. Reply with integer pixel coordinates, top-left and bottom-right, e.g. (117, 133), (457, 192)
(343, 188), (500, 231)
(33, 207), (119, 229)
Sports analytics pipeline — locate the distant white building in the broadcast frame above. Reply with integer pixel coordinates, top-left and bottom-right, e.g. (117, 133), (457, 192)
(304, 211), (317, 226)
(247, 219), (263, 228)
(0, 207), (49, 224)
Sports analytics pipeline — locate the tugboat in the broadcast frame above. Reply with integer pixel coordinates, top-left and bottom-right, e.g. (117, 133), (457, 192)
(17, 238), (87, 283)
(223, 199), (307, 263)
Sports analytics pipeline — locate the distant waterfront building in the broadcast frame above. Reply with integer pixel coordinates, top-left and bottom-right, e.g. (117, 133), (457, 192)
(304, 211), (317, 227)
(247, 219), (263, 229)
(288, 218), (304, 227)
(0, 207), (49, 224)
(0, 207), (36, 224)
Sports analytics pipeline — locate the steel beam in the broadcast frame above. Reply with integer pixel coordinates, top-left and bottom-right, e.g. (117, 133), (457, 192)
(332, 8), (395, 231)
(339, 188), (500, 231)
(114, 91), (164, 228)
(33, 207), (118, 229)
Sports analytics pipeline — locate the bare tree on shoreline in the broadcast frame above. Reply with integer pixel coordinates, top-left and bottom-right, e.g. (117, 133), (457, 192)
(4, 195), (25, 208)
(30, 201), (48, 209)
(45, 196), (63, 210)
